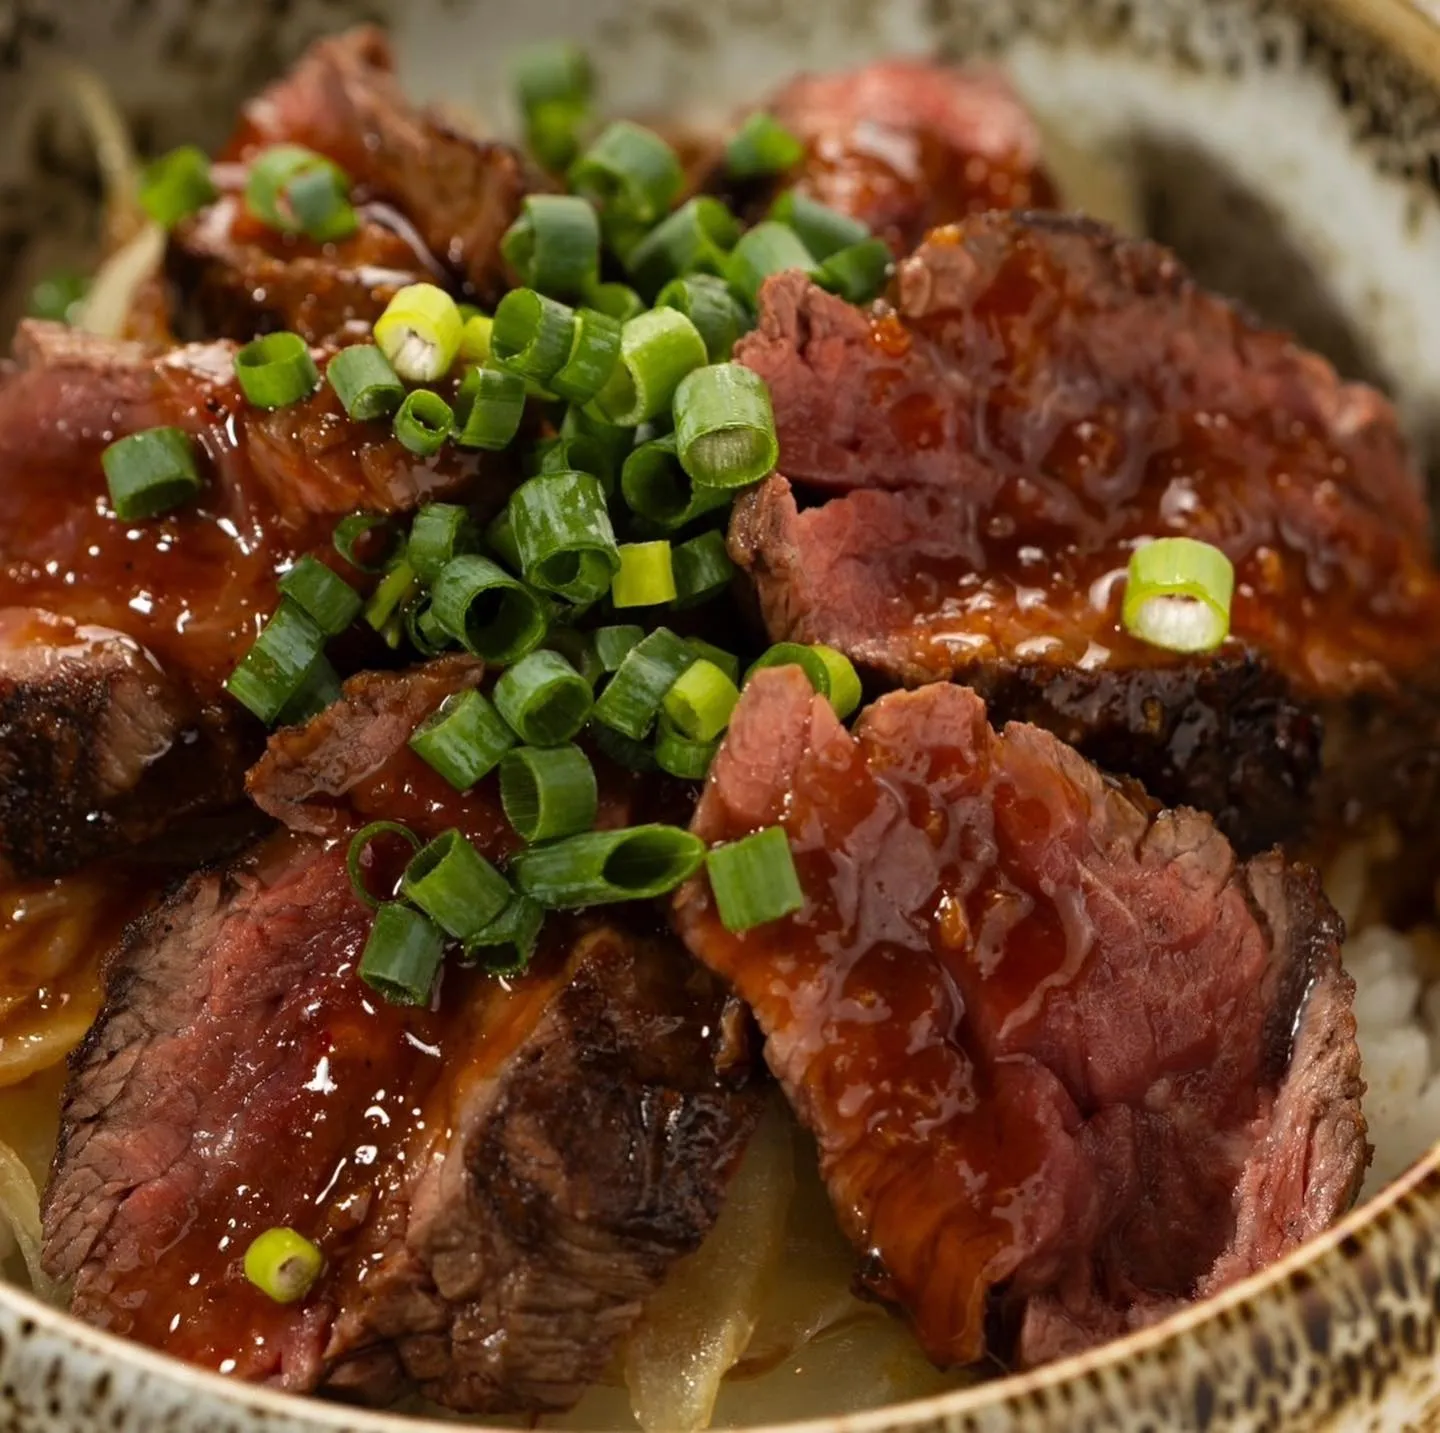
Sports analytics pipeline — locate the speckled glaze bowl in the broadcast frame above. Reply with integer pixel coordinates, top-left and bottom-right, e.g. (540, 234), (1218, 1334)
(6, 0), (1440, 1429)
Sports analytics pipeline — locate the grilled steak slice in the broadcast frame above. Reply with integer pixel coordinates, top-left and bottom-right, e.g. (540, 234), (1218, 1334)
(248, 657), (654, 858)
(673, 668), (1366, 1368)
(759, 61), (1054, 254)
(168, 26), (525, 341)
(0, 609), (247, 879)
(44, 834), (761, 1411)
(0, 322), (491, 875)
(167, 195), (440, 345)
(732, 215), (1440, 852)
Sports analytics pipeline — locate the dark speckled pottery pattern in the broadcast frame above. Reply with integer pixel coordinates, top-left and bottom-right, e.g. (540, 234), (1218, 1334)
(8, 0), (1440, 1428)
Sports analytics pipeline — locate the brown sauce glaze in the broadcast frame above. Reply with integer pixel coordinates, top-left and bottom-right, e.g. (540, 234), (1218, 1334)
(889, 221), (1440, 694)
(92, 835), (578, 1383)
(0, 325), (484, 693)
(736, 214), (1440, 699)
(675, 669), (1332, 1366)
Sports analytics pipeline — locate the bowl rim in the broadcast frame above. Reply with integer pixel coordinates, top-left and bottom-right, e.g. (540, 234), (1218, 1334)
(6, 1135), (1437, 1432)
(9, 0), (1440, 1427)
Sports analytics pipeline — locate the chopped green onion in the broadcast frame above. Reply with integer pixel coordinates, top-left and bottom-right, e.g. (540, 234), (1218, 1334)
(550, 306), (622, 404)
(810, 644), (862, 719)
(513, 40), (592, 109)
(500, 744), (598, 841)
(656, 274), (748, 362)
(620, 435), (731, 531)
(139, 145), (216, 228)
(502, 194), (601, 298)
(593, 626), (695, 740)
(459, 311), (493, 363)
(662, 658), (739, 742)
(705, 826), (805, 932)
(224, 600), (326, 724)
(393, 389), (454, 456)
(596, 625), (645, 673)
(550, 631), (606, 691)
(233, 331), (320, 410)
(277, 555), (361, 636)
(430, 554), (549, 665)
(243, 1228), (324, 1305)
(525, 99), (589, 174)
(590, 308), (708, 426)
(626, 197), (741, 298)
(726, 112), (805, 179)
(485, 508), (522, 572)
(674, 363), (777, 490)
(590, 720), (659, 773)
(511, 824), (705, 907)
(347, 820), (422, 907)
(585, 282), (647, 323)
(508, 471), (619, 604)
(101, 426), (204, 520)
(612, 540), (676, 608)
(746, 641), (832, 696)
(686, 637), (741, 686)
(245, 144), (356, 241)
(491, 287), (577, 385)
(569, 120), (683, 226)
(409, 689), (515, 790)
(275, 656), (342, 726)
(373, 283), (464, 384)
(531, 434), (617, 496)
(817, 237), (894, 305)
(493, 649), (593, 745)
(770, 190), (870, 262)
(601, 210), (651, 269)
(333, 513), (397, 573)
(1122, 538), (1235, 653)
(454, 366), (527, 451)
(462, 893), (546, 974)
(402, 829), (512, 940)
(363, 557), (418, 636)
(726, 221), (817, 307)
(408, 504), (477, 584)
(672, 529), (738, 607)
(27, 271), (89, 324)
(326, 344), (404, 420)
(561, 404), (635, 483)
(358, 901), (446, 1005)
(655, 718), (718, 781)
(403, 595), (450, 658)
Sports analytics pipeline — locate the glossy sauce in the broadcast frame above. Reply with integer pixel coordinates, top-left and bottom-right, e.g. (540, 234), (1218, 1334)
(680, 672), (1279, 1365)
(784, 221), (1440, 696)
(0, 865), (161, 1086)
(0, 339), (482, 694)
(90, 834), (580, 1382)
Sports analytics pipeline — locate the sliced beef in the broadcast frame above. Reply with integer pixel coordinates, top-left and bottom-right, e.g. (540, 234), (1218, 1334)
(168, 26), (526, 340)
(760, 61), (1054, 254)
(247, 656), (658, 858)
(732, 214), (1440, 852)
(167, 193), (441, 345)
(0, 322), (489, 875)
(0, 609), (248, 880)
(44, 831), (761, 1411)
(673, 668), (1367, 1368)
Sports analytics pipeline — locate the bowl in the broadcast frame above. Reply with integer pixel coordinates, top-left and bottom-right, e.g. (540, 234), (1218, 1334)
(6, 0), (1440, 1428)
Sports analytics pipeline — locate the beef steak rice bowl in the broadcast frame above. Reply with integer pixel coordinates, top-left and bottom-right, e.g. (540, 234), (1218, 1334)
(1, 13), (1439, 1428)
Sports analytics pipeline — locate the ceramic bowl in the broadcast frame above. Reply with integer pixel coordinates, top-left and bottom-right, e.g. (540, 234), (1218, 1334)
(6, 0), (1440, 1429)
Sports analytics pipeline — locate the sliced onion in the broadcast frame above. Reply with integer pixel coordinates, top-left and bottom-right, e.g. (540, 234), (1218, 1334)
(624, 1097), (795, 1432)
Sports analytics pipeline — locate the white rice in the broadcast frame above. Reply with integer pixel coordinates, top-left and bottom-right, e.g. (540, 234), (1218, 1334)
(1325, 833), (1440, 1198)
